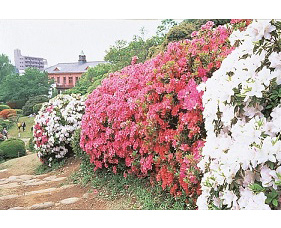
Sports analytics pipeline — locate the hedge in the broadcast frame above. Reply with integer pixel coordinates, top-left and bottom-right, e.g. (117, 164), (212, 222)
(0, 138), (26, 159)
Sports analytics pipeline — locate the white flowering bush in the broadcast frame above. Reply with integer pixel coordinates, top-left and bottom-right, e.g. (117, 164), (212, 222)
(197, 19), (281, 210)
(33, 94), (85, 166)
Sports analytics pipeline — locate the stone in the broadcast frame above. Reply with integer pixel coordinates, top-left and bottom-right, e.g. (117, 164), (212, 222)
(59, 184), (76, 189)
(23, 179), (40, 184)
(0, 194), (19, 200)
(8, 176), (18, 181)
(18, 175), (34, 181)
(25, 188), (57, 196)
(0, 179), (10, 185)
(29, 202), (55, 210)
(43, 175), (57, 181)
(60, 197), (80, 205)
(35, 173), (49, 178)
(82, 193), (90, 199)
(23, 180), (47, 186)
(8, 207), (25, 210)
(1, 182), (20, 189)
(51, 177), (67, 182)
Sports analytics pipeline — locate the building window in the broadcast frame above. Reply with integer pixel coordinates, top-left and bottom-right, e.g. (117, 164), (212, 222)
(69, 77), (73, 85)
(63, 77), (66, 84)
(76, 77), (79, 82)
(57, 77), (60, 84)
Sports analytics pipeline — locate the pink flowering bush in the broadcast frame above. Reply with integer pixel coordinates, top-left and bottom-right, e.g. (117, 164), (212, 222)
(80, 21), (240, 208)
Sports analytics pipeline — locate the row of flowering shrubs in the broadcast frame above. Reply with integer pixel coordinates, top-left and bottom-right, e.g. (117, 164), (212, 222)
(79, 21), (241, 209)
(33, 94), (85, 166)
(33, 19), (281, 210)
(197, 19), (281, 210)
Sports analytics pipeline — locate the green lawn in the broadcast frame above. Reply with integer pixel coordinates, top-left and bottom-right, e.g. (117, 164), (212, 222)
(8, 116), (35, 139)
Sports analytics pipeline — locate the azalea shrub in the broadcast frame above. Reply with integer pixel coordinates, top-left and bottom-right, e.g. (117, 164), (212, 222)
(0, 109), (17, 119)
(80, 21), (238, 208)
(33, 94), (85, 166)
(197, 19), (281, 210)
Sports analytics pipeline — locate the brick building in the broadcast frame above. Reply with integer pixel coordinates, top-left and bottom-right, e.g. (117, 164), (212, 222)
(45, 52), (105, 93)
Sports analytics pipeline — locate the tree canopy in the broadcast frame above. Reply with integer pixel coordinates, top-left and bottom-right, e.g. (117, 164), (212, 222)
(0, 68), (52, 103)
(0, 54), (15, 84)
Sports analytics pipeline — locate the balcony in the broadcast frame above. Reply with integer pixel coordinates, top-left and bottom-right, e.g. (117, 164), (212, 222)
(55, 84), (74, 89)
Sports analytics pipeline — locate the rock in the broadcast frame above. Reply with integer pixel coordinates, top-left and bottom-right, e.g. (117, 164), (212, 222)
(43, 175), (57, 181)
(8, 176), (18, 181)
(18, 175), (34, 181)
(29, 202), (55, 210)
(82, 193), (90, 199)
(23, 180), (47, 186)
(51, 177), (67, 182)
(0, 169), (8, 173)
(25, 188), (57, 196)
(0, 194), (19, 200)
(59, 184), (75, 189)
(0, 179), (10, 185)
(60, 197), (80, 205)
(8, 207), (25, 210)
(23, 179), (40, 184)
(35, 173), (49, 178)
(1, 182), (20, 189)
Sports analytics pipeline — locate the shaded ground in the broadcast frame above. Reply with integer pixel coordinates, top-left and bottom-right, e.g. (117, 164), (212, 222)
(0, 155), (132, 210)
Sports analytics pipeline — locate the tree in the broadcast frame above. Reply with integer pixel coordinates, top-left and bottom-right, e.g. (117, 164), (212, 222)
(0, 54), (15, 85)
(0, 68), (52, 105)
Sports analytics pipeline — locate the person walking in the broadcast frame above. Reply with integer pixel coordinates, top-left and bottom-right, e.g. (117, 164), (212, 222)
(17, 122), (21, 132)
(2, 128), (8, 139)
(22, 122), (26, 132)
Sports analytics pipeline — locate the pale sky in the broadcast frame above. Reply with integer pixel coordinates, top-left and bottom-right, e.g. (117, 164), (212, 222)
(0, 19), (180, 67)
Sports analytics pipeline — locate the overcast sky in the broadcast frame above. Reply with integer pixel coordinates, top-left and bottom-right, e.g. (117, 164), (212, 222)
(0, 19), (180, 67)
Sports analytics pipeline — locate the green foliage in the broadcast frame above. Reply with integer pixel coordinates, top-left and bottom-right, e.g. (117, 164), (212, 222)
(0, 68), (52, 105)
(6, 100), (26, 109)
(14, 109), (23, 115)
(71, 129), (85, 159)
(104, 34), (164, 72)
(71, 164), (188, 209)
(32, 103), (44, 114)
(0, 54), (15, 85)
(28, 136), (35, 152)
(35, 159), (66, 175)
(0, 104), (10, 111)
(0, 138), (26, 159)
(22, 95), (49, 116)
(0, 119), (14, 131)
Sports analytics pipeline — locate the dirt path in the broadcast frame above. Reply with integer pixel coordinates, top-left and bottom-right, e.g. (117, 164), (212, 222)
(0, 154), (130, 210)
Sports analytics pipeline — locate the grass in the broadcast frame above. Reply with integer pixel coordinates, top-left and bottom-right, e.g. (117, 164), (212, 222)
(8, 116), (35, 139)
(70, 158), (190, 210)
(34, 160), (66, 175)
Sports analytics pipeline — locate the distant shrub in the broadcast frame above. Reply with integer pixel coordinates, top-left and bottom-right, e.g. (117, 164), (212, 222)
(0, 119), (13, 131)
(22, 95), (49, 116)
(0, 138), (26, 159)
(15, 109), (23, 115)
(33, 103), (44, 114)
(0, 109), (17, 119)
(7, 100), (26, 109)
(28, 136), (35, 152)
(0, 105), (10, 111)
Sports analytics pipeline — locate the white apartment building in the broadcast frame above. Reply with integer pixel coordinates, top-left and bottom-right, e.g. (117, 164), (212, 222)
(14, 49), (47, 73)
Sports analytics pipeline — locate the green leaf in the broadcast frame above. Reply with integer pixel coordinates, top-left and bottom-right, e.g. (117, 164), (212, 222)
(272, 199), (278, 207)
